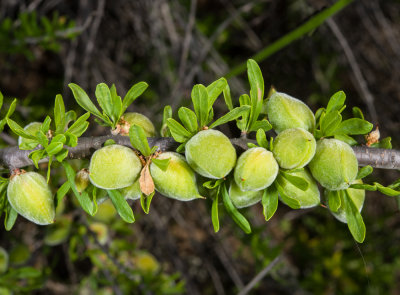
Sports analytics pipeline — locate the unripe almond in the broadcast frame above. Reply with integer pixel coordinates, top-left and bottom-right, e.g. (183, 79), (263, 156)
(309, 139), (358, 191)
(120, 179), (141, 201)
(89, 144), (142, 190)
(229, 181), (263, 208)
(7, 171), (55, 225)
(327, 179), (365, 223)
(185, 129), (236, 179)
(118, 112), (156, 136)
(266, 92), (315, 133)
(150, 152), (202, 201)
(272, 128), (316, 169)
(234, 147), (278, 191)
(277, 169), (320, 208)
(75, 169), (90, 193)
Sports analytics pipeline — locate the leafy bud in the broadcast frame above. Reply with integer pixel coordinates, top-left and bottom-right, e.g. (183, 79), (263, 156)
(7, 171), (55, 225)
(185, 129), (237, 179)
(266, 92), (315, 133)
(89, 144), (142, 189)
(150, 152), (202, 201)
(75, 169), (90, 193)
(272, 128), (316, 169)
(309, 139), (358, 190)
(234, 147), (278, 191)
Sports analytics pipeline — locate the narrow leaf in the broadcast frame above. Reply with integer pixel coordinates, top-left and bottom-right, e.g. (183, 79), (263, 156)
(4, 204), (18, 231)
(161, 105), (173, 137)
(262, 185), (278, 221)
(6, 99), (17, 118)
(275, 181), (301, 209)
(335, 118), (373, 135)
(334, 134), (358, 146)
(221, 184), (252, 234)
(344, 190), (366, 243)
(166, 118), (192, 143)
(280, 171), (309, 191)
(349, 183), (377, 191)
(178, 107), (198, 133)
(247, 59), (264, 131)
(107, 190), (135, 223)
(56, 182), (70, 208)
(357, 165), (373, 180)
(140, 191), (155, 214)
(249, 119), (272, 132)
(256, 129), (268, 149)
(66, 112), (90, 137)
(54, 94), (66, 134)
(152, 158), (170, 171)
(352, 106), (364, 120)
(326, 91), (346, 113)
(223, 83), (233, 111)
(68, 83), (104, 119)
(321, 110), (342, 136)
(95, 83), (114, 121)
(46, 141), (63, 156)
(206, 78), (227, 110)
(56, 149), (69, 162)
(327, 190), (341, 212)
(211, 193), (220, 232)
(209, 105), (251, 129)
(122, 82), (148, 113)
(129, 124), (151, 156)
(374, 182), (400, 197)
(191, 84), (209, 128)
(110, 84), (123, 120)
(6, 118), (36, 139)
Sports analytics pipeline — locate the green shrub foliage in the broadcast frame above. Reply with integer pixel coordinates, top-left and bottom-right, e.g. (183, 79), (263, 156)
(0, 59), (398, 244)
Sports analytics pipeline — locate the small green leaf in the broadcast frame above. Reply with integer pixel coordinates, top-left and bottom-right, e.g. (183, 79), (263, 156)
(40, 116), (51, 134)
(68, 83), (105, 120)
(221, 183), (251, 234)
(249, 119), (272, 132)
(344, 190), (366, 243)
(326, 91), (346, 114)
(374, 182), (400, 197)
(4, 203), (18, 231)
(28, 150), (45, 169)
(6, 118), (36, 139)
(19, 141), (39, 150)
(54, 94), (66, 134)
(161, 105), (172, 137)
(6, 99), (17, 119)
(211, 192), (220, 233)
(52, 134), (66, 144)
(203, 179), (224, 189)
(140, 191), (155, 214)
(66, 112), (90, 137)
(62, 162), (95, 216)
(209, 105), (251, 129)
(247, 143), (258, 149)
(95, 83), (114, 122)
(36, 130), (48, 147)
(46, 141), (63, 156)
(334, 134), (358, 146)
(107, 190), (135, 223)
(110, 84), (123, 121)
(129, 124), (151, 156)
(349, 183), (376, 191)
(256, 129), (268, 149)
(280, 171), (309, 191)
(152, 158), (170, 171)
(246, 59), (264, 131)
(0, 91), (3, 110)
(178, 107), (198, 133)
(206, 77), (227, 110)
(191, 84), (209, 128)
(357, 165), (373, 180)
(370, 137), (392, 149)
(314, 108), (325, 124)
(335, 118), (373, 135)
(223, 83), (233, 111)
(327, 190), (341, 212)
(262, 185), (278, 221)
(122, 82), (148, 114)
(275, 181), (301, 209)
(64, 132), (78, 147)
(65, 110), (77, 127)
(55, 149), (68, 162)
(321, 110), (342, 136)
(166, 118), (192, 143)
(352, 107), (364, 120)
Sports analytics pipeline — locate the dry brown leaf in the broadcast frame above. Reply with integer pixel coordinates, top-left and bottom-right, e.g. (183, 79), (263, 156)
(139, 164), (155, 195)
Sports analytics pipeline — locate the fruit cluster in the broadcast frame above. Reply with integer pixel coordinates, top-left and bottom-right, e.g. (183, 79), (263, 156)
(4, 59), (397, 243)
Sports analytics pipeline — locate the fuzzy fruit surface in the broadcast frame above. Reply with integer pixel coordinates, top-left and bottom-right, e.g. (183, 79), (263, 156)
(309, 138), (358, 191)
(272, 128), (316, 169)
(277, 169), (320, 208)
(121, 112), (156, 136)
(327, 179), (365, 223)
(120, 179), (141, 201)
(234, 147), (278, 191)
(150, 152), (202, 201)
(185, 129), (236, 179)
(7, 171), (55, 225)
(266, 92), (315, 133)
(89, 144), (142, 189)
(229, 181), (263, 208)
(18, 122), (41, 148)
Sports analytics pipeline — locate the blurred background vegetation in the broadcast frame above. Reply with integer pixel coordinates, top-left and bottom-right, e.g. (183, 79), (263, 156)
(0, 0), (400, 294)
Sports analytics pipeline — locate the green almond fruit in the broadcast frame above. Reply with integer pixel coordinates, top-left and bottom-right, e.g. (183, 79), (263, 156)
(326, 180), (365, 223)
(234, 147), (278, 191)
(150, 152), (202, 201)
(133, 251), (160, 275)
(266, 92), (315, 133)
(229, 181), (263, 208)
(277, 169), (320, 208)
(185, 129), (237, 179)
(120, 179), (141, 201)
(89, 144), (142, 189)
(7, 171), (55, 225)
(93, 199), (117, 223)
(309, 138), (358, 191)
(272, 128), (316, 169)
(120, 112), (156, 137)
(18, 122), (41, 149)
